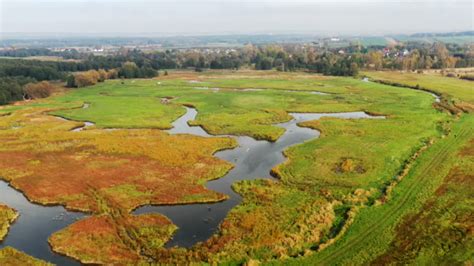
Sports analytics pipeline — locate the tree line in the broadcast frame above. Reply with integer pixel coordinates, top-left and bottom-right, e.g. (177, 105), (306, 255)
(0, 48), (82, 59)
(0, 77), (56, 105)
(86, 42), (471, 74)
(0, 58), (157, 104)
(66, 62), (157, 88)
(0, 41), (472, 105)
(2, 42), (471, 77)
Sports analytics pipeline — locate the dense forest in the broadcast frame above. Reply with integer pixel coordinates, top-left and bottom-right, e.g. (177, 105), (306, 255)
(0, 41), (472, 105)
(0, 48), (82, 59)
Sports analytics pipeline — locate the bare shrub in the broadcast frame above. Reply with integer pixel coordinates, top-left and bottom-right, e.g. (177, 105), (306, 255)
(23, 81), (55, 99)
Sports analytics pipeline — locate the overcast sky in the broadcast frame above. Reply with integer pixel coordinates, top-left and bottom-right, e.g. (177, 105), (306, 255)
(0, 0), (472, 37)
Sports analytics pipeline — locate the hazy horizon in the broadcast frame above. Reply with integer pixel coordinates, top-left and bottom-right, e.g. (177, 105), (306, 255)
(1, 0), (473, 38)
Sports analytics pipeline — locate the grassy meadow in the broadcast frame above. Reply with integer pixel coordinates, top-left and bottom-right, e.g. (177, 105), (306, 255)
(0, 70), (471, 264)
(279, 114), (473, 265)
(365, 70), (474, 112)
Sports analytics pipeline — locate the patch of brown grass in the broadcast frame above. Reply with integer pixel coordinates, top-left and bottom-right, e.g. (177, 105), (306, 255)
(0, 106), (237, 264)
(0, 107), (236, 213)
(0, 247), (52, 266)
(50, 214), (176, 264)
(0, 205), (17, 241)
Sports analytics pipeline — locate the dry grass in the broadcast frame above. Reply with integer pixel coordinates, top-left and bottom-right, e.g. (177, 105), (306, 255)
(0, 107), (236, 213)
(50, 214), (176, 264)
(0, 105), (235, 264)
(0, 247), (52, 266)
(0, 205), (17, 241)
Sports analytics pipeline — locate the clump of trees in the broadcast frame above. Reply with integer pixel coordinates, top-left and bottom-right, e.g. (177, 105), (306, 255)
(0, 59), (67, 81)
(65, 63), (154, 88)
(67, 70), (99, 88)
(23, 81), (55, 99)
(0, 77), (32, 104)
(117, 62), (157, 79)
(365, 42), (470, 71)
(0, 77), (55, 104)
(67, 69), (118, 88)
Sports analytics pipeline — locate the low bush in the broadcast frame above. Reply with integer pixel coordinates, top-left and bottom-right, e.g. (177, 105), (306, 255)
(23, 81), (55, 99)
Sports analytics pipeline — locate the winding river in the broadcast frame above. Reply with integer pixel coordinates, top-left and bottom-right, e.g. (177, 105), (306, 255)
(134, 107), (384, 248)
(0, 105), (384, 264)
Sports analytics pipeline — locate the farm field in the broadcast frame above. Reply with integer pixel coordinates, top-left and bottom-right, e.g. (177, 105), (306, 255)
(0, 70), (472, 265)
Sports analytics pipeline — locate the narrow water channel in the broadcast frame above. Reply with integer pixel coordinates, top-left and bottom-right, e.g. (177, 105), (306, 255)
(134, 107), (384, 248)
(0, 181), (85, 265)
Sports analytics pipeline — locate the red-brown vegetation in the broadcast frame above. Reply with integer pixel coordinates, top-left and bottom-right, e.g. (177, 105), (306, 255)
(49, 214), (176, 264)
(0, 106), (236, 263)
(0, 204), (18, 241)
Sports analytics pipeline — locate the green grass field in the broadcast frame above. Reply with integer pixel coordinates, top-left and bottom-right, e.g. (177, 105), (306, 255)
(365, 71), (474, 110)
(277, 114), (473, 265)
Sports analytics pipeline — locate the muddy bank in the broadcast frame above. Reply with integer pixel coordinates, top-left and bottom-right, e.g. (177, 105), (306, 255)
(71, 121), (95, 132)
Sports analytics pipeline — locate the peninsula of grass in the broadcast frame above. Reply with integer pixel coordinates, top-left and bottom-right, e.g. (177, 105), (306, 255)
(0, 205), (17, 241)
(0, 247), (52, 266)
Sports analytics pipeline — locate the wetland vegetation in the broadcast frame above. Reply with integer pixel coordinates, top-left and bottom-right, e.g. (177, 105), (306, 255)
(0, 204), (17, 241)
(0, 68), (472, 265)
(1, 0), (472, 262)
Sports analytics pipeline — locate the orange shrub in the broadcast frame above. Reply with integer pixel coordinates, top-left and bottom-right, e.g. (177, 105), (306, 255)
(23, 81), (55, 99)
(74, 70), (100, 88)
(98, 69), (108, 82)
